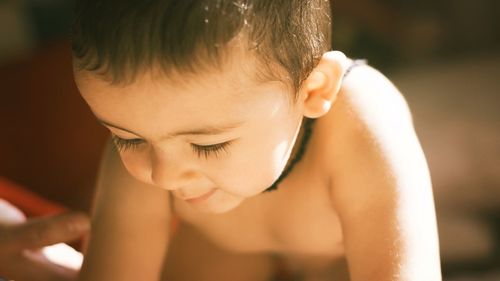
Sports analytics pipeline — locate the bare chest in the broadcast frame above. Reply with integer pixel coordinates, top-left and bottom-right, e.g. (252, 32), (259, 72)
(173, 162), (344, 258)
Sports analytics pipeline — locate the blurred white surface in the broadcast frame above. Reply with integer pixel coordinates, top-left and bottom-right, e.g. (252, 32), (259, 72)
(42, 242), (83, 270)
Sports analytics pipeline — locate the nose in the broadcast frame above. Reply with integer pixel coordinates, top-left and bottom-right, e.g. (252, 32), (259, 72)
(150, 148), (197, 190)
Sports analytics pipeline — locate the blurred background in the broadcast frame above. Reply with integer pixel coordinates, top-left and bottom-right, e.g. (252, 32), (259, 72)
(0, 0), (499, 279)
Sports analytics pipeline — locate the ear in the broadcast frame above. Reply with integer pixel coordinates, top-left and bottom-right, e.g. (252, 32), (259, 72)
(300, 51), (349, 119)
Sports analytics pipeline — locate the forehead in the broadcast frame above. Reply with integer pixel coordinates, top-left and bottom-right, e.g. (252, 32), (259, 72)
(75, 43), (293, 101)
(75, 53), (286, 105)
(75, 37), (290, 89)
(75, 43), (288, 96)
(74, 54), (293, 137)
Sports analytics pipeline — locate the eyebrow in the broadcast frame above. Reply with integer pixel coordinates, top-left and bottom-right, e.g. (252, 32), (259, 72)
(97, 119), (244, 139)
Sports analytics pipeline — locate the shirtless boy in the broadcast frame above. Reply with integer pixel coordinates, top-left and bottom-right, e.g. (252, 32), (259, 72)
(72, 0), (441, 280)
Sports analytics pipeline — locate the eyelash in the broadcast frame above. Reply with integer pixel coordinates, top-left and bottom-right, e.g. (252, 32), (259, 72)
(112, 136), (143, 152)
(191, 141), (231, 159)
(111, 136), (231, 159)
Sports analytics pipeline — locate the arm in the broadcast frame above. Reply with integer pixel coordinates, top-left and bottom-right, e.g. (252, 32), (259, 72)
(326, 66), (441, 281)
(78, 139), (171, 281)
(0, 199), (88, 281)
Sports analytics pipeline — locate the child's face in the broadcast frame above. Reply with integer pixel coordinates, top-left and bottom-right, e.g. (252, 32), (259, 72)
(74, 53), (307, 214)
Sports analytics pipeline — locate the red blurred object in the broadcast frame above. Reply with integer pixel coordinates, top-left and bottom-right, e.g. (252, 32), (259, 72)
(0, 40), (108, 212)
(0, 177), (66, 217)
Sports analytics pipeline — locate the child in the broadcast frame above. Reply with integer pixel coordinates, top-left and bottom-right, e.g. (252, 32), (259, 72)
(72, 0), (441, 280)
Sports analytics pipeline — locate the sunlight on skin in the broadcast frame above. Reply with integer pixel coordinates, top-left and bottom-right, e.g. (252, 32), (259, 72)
(341, 66), (441, 280)
(74, 47), (307, 215)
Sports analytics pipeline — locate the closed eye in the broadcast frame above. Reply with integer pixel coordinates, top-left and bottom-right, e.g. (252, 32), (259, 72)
(112, 135), (232, 160)
(112, 136), (144, 152)
(191, 141), (232, 159)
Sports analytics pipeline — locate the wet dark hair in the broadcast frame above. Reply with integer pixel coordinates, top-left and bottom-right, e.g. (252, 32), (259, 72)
(71, 0), (331, 93)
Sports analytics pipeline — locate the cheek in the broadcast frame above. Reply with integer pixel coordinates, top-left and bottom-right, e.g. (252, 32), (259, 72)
(218, 135), (290, 196)
(268, 138), (291, 176)
(119, 150), (152, 184)
(256, 136), (291, 186)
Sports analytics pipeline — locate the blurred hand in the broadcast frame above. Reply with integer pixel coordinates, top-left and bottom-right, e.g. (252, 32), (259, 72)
(0, 199), (89, 281)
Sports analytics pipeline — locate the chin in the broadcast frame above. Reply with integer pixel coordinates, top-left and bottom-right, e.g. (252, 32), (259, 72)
(195, 196), (245, 214)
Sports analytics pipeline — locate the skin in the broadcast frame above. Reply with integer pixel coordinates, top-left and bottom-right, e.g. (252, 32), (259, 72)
(0, 199), (89, 281)
(77, 49), (308, 214)
(75, 49), (442, 281)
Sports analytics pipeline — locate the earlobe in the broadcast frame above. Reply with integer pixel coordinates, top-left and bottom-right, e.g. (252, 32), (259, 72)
(303, 99), (332, 119)
(301, 51), (348, 119)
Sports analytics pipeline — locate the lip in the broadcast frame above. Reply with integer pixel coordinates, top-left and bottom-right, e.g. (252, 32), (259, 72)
(184, 188), (217, 204)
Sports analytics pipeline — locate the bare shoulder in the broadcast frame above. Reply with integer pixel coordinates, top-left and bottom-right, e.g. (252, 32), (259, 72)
(79, 138), (171, 280)
(319, 63), (422, 179)
(325, 63), (413, 141)
(315, 63), (441, 280)
(319, 62), (434, 206)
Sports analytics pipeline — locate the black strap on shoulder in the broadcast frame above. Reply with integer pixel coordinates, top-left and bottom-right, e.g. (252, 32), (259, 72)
(343, 59), (367, 78)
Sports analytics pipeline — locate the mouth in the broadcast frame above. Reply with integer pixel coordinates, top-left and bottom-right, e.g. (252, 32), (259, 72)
(183, 188), (217, 204)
